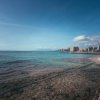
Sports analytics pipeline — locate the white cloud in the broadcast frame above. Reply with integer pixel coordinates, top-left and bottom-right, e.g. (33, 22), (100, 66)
(73, 35), (100, 46)
(73, 35), (91, 42)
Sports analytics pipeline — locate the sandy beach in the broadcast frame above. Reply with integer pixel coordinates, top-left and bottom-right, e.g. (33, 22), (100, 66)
(90, 56), (100, 66)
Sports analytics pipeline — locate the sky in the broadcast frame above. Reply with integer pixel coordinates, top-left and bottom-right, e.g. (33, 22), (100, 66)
(0, 0), (100, 50)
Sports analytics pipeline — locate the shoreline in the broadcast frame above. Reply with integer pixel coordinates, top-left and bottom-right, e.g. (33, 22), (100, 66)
(69, 52), (100, 54)
(89, 56), (100, 66)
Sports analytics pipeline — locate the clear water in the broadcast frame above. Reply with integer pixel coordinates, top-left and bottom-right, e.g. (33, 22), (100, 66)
(0, 51), (96, 61)
(0, 51), (97, 70)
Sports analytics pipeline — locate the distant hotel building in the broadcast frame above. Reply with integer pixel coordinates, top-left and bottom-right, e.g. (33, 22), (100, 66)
(59, 45), (100, 53)
(70, 46), (79, 52)
(88, 47), (94, 52)
(96, 46), (100, 52)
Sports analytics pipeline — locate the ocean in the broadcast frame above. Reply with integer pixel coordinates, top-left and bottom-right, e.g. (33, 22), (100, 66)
(0, 51), (98, 79)
(0, 51), (96, 61)
(0, 51), (97, 74)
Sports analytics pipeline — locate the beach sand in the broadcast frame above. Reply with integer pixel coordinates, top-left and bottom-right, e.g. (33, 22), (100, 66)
(90, 56), (100, 66)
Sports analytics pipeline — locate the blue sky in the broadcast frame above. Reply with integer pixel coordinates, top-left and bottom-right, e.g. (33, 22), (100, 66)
(0, 0), (100, 50)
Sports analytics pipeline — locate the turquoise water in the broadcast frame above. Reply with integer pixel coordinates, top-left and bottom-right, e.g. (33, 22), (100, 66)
(0, 51), (96, 61)
(0, 51), (97, 70)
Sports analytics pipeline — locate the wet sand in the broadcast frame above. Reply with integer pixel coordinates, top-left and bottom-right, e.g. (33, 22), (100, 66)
(0, 58), (100, 100)
(90, 56), (100, 66)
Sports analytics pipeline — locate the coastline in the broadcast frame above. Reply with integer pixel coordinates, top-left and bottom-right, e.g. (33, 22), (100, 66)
(89, 56), (100, 66)
(69, 52), (100, 54)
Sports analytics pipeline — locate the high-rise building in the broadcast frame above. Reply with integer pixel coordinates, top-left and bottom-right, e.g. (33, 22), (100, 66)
(70, 46), (79, 52)
(96, 46), (100, 52)
(88, 47), (93, 52)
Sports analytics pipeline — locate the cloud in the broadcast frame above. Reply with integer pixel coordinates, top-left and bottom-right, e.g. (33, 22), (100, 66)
(73, 35), (91, 42)
(73, 35), (100, 46)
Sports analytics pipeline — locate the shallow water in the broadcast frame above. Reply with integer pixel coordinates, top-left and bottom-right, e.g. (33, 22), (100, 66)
(0, 51), (100, 100)
(0, 51), (96, 63)
(0, 51), (97, 80)
(0, 51), (97, 72)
